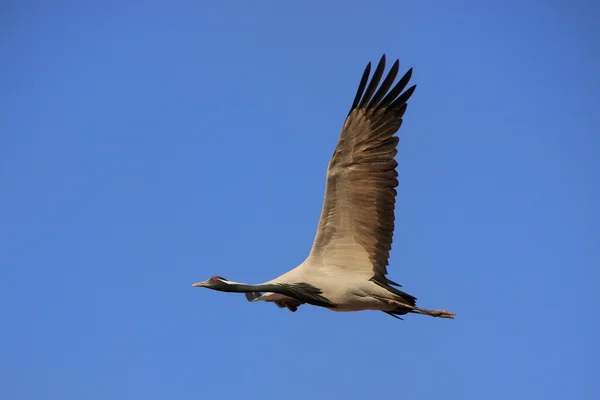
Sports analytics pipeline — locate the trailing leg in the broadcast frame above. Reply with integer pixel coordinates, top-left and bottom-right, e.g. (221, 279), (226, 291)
(411, 306), (455, 319)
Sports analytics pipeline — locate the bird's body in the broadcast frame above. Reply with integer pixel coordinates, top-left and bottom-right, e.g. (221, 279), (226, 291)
(261, 264), (395, 312)
(193, 55), (455, 320)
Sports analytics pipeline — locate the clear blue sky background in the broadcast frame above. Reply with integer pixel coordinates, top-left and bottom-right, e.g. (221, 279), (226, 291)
(1, 1), (598, 399)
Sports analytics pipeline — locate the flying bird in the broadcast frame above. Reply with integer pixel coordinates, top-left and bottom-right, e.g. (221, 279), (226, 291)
(193, 55), (455, 320)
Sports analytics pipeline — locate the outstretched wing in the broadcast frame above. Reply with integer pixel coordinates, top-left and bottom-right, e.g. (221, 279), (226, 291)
(303, 55), (416, 285)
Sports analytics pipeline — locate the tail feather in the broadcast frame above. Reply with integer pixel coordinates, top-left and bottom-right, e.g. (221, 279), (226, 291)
(384, 311), (404, 320)
(371, 278), (416, 306)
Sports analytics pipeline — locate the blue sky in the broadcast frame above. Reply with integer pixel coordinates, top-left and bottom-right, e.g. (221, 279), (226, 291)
(1, 1), (598, 399)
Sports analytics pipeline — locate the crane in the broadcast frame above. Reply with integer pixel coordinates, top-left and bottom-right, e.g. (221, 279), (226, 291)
(193, 55), (455, 320)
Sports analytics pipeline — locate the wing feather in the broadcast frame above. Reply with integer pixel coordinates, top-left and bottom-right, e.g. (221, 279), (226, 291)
(304, 55), (416, 285)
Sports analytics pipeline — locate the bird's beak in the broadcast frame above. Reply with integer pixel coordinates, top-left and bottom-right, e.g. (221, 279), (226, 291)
(192, 281), (208, 288)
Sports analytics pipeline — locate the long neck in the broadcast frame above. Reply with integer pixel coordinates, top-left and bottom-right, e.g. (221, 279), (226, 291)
(219, 281), (334, 308)
(215, 282), (277, 293)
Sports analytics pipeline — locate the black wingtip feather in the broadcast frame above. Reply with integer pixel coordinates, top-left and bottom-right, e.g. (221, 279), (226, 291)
(379, 68), (414, 109)
(368, 59), (400, 109)
(349, 56), (415, 116)
(358, 55), (386, 109)
(350, 62), (372, 111)
(390, 84), (417, 110)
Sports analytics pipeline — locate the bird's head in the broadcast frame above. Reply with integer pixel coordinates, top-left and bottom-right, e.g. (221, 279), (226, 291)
(192, 276), (229, 290)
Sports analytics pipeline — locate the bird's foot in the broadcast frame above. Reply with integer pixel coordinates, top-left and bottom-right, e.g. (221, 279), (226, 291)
(414, 307), (456, 319)
(428, 309), (455, 319)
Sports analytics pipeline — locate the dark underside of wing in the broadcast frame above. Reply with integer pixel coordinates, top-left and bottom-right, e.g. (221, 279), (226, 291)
(244, 283), (335, 312)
